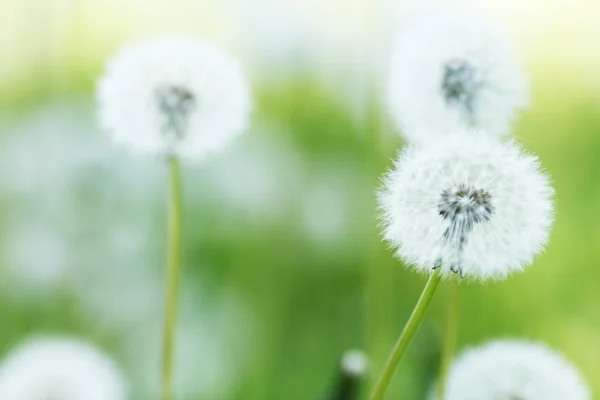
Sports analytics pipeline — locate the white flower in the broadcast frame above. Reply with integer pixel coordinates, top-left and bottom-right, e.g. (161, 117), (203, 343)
(387, 12), (529, 142)
(0, 337), (126, 400)
(378, 130), (553, 280)
(441, 340), (590, 400)
(97, 36), (251, 160)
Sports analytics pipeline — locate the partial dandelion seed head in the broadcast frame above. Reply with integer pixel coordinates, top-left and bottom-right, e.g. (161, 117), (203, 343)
(387, 11), (529, 142)
(341, 350), (368, 377)
(440, 340), (590, 400)
(378, 129), (554, 281)
(97, 35), (251, 160)
(0, 337), (126, 400)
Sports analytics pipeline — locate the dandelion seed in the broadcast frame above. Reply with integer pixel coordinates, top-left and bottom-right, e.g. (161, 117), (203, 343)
(378, 130), (553, 280)
(440, 340), (590, 400)
(0, 337), (126, 400)
(387, 12), (529, 142)
(97, 35), (251, 160)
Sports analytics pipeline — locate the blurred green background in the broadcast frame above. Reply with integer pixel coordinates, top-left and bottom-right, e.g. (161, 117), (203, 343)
(1, 0), (600, 399)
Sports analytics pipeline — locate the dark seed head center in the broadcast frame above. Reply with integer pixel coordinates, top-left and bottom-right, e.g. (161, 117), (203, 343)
(155, 84), (196, 140)
(438, 183), (494, 224)
(442, 59), (481, 114)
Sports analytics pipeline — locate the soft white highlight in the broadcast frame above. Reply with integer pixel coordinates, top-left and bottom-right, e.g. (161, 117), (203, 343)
(379, 130), (554, 281)
(341, 350), (368, 377)
(441, 340), (590, 400)
(0, 337), (126, 400)
(1, 220), (68, 292)
(97, 35), (251, 160)
(124, 288), (255, 399)
(387, 12), (529, 142)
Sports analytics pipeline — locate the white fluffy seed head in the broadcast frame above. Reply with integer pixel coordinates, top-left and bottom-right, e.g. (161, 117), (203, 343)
(440, 340), (590, 400)
(387, 11), (529, 142)
(97, 35), (252, 160)
(378, 129), (554, 281)
(0, 337), (126, 400)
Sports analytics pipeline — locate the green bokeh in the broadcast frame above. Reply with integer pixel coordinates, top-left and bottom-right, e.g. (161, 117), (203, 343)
(1, 43), (599, 400)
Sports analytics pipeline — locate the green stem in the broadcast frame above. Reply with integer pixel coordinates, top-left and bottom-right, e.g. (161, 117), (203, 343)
(437, 280), (460, 399)
(160, 156), (183, 400)
(370, 268), (443, 400)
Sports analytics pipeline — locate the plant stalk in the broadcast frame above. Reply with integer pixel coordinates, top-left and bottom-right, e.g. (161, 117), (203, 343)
(370, 268), (443, 400)
(436, 280), (460, 399)
(160, 155), (183, 400)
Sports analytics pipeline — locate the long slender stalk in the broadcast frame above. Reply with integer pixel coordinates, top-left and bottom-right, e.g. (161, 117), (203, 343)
(436, 280), (460, 399)
(160, 155), (183, 400)
(370, 269), (443, 400)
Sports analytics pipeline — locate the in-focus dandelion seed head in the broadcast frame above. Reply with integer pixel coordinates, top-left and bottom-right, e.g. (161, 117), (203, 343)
(97, 35), (252, 160)
(378, 129), (554, 280)
(440, 340), (591, 400)
(387, 11), (529, 142)
(434, 184), (496, 277)
(438, 184), (494, 225)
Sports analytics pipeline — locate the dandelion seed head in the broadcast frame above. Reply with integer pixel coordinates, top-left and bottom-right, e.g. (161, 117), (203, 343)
(155, 84), (197, 143)
(441, 340), (590, 400)
(0, 337), (126, 400)
(378, 130), (554, 280)
(438, 184), (494, 225)
(387, 12), (529, 142)
(442, 59), (481, 111)
(97, 35), (251, 160)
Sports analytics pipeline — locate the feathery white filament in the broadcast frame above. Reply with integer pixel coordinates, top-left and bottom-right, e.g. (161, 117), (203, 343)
(0, 337), (126, 400)
(441, 340), (590, 400)
(379, 130), (554, 280)
(97, 35), (251, 160)
(387, 12), (529, 142)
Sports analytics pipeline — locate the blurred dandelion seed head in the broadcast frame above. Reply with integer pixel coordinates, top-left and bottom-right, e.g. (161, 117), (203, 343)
(0, 102), (164, 301)
(379, 130), (554, 280)
(341, 350), (368, 377)
(387, 11), (529, 142)
(441, 340), (591, 400)
(97, 36), (251, 160)
(0, 337), (126, 400)
(442, 59), (484, 120)
(155, 84), (197, 143)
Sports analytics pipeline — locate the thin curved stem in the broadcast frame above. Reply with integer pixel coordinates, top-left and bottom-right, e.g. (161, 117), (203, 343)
(370, 269), (443, 400)
(160, 155), (183, 400)
(437, 279), (460, 399)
